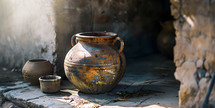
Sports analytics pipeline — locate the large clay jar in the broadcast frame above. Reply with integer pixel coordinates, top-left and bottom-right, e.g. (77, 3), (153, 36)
(22, 59), (53, 85)
(157, 20), (175, 59)
(64, 32), (126, 94)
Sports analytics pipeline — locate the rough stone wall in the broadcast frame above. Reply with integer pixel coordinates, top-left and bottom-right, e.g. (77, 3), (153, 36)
(171, 0), (215, 107)
(0, 0), (56, 69)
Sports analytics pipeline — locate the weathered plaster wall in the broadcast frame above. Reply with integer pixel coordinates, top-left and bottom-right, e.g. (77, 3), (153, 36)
(0, 0), (56, 69)
(0, 0), (170, 77)
(171, 0), (215, 107)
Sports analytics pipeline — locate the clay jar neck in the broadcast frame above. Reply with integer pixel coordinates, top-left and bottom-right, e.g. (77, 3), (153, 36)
(27, 59), (51, 66)
(75, 32), (117, 44)
(160, 21), (174, 31)
(28, 59), (48, 63)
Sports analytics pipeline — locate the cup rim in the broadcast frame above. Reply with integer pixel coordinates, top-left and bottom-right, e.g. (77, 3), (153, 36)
(39, 75), (61, 82)
(75, 32), (117, 38)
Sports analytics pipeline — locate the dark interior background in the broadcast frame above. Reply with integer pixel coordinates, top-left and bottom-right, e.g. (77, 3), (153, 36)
(54, 0), (173, 77)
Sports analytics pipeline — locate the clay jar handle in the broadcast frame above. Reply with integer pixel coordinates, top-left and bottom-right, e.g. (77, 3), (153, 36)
(71, 35), (77, 47)
(113, 37), (124, 53)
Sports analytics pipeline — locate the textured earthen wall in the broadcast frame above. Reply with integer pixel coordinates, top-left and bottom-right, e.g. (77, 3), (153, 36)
(171, 0), (215, 107)
(0, 0), (56, 69)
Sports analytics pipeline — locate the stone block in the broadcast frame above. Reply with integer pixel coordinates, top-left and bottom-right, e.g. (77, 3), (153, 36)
(28, 96), (73, 108)
(3, 86), (73, 108)
(196, 59), (204, 68)
(2, 101), (21, 108)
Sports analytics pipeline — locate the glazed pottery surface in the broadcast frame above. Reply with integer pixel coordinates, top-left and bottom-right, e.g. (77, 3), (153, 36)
(22, 59), (53, 85)
(64, 32), (126, 94)
(39, 75), (61, 93)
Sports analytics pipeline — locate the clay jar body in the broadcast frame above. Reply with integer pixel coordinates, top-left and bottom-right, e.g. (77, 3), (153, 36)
(22, 59), (53, 85)
(157, 20), (175, 59)
(64, 32), (126, 94)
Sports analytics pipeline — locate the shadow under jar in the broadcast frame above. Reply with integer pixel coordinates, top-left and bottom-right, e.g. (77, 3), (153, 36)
(64, 32), (126, 94)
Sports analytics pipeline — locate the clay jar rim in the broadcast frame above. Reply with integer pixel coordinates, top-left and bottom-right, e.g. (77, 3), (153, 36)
(39, 75), (61, 82)
(28, 59), (49, 63)
(75, 32), (117, 39)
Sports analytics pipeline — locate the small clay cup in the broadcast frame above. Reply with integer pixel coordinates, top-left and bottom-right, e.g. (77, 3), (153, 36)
(22, 59), (53, 85)
(39, 75), (61, 93)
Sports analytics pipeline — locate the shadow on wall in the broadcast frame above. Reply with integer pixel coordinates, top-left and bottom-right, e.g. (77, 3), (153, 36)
(54, 0), (169, 77)
(54, 0), (93, 77)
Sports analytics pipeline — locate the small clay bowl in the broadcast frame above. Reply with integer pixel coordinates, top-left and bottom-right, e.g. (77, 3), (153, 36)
(22, 59), (53, 85)
(39, 75), (61, 93)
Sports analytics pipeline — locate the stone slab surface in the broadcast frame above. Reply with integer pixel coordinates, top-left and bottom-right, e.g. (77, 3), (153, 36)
(0, 54), (179, 108)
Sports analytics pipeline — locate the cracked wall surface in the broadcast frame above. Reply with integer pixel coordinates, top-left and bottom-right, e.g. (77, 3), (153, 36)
(170, 0), (215, 107)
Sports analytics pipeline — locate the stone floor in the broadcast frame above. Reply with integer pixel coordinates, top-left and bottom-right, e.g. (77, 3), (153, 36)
(0, 54), (179, 108)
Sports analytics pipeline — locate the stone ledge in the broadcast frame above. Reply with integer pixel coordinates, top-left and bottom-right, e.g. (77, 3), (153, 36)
(2, 80), (179, 108)
(0, 55), (179, 108)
